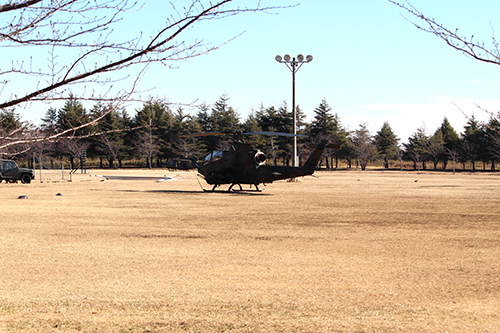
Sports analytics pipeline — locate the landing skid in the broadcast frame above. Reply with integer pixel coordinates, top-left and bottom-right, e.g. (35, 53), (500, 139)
(204, 183), (262, 192)
(227, 183), (243, 192)
(228, 183), (262, 192)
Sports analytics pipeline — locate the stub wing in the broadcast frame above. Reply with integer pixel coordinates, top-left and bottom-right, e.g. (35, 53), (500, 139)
(90, 174), (183, 182)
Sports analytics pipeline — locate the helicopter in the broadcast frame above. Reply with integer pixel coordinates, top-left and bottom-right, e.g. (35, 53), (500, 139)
(183, 130), (339, 192)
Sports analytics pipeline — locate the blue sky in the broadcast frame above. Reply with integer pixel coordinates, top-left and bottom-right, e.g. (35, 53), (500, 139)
(9, 0), (500, 143)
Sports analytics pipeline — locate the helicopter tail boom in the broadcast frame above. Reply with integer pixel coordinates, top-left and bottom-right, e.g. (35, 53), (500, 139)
(264, 140), (330, 182)
(301, 139), (329, 174)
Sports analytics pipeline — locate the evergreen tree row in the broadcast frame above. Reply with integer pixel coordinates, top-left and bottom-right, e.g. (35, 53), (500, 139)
(2, 94), (500, 171)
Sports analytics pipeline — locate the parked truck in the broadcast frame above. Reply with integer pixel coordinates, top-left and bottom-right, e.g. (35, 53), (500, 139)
(0, 159), (35, 184)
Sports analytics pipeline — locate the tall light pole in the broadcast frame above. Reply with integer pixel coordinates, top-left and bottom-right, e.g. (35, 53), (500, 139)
(275, 54), (313, 167)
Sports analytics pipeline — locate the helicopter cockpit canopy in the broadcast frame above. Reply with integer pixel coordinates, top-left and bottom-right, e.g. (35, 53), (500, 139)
(204, 150), (223, 164)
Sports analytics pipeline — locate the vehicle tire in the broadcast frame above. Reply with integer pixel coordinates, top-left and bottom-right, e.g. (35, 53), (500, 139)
(21, 174), (32, 184)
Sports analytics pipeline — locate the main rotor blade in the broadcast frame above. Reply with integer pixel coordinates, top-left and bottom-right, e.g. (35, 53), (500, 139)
(91, 175), (182, 182)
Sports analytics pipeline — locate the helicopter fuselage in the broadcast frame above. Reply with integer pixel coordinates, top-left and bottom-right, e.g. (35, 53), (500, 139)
(197, 140), (327, 190)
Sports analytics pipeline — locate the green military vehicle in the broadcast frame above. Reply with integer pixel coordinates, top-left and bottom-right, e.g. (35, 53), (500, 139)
(0, 159), (35, 184)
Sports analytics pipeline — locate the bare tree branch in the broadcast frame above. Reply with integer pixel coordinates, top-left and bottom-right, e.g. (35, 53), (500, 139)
(389, 1), (500, 65)
(1, 1), (231, 109)
(1, 0), (295, 152)
(2, 1), (293, 109)
(0, 0), (42, 13)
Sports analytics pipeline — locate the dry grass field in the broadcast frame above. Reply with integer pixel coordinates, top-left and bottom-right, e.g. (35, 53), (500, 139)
(1, 168), (499, 332)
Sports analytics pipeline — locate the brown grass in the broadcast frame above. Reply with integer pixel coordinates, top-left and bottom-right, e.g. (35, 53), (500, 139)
(1, 169), (499, 332)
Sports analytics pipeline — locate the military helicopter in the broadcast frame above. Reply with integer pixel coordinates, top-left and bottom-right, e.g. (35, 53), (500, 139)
(183, 130), (339, 192)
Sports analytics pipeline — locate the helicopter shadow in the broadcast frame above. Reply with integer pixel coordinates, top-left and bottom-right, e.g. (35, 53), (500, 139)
(117, 189), (273, 196)
(151, 189), (273, 196)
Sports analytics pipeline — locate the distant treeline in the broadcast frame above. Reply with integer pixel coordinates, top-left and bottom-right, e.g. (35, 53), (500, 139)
(2, 94), (500, 171)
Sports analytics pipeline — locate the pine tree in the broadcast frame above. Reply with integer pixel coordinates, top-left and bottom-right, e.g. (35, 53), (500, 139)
(254, 103), (293, 165)
(57, 95), (89, 135)
(374, 121), (399, 168)
(133, 100), (172, 167)
(427, 130), (444, 169)
(41, 107), (58, 134)
(439, 118), (460, 150)
(485, 113), (500, 170)
(0, 108), (22, 134)
(210, 94), (240, 133)
(242, 109), (264, 149)
(309, 98), (336, 137)
(306, 99), (349, 168)
(461, 115), (485, 171)
(436, 117), (459, 169)
(404, 125), (429, 171)
(92, 103), (128, 168)
(195, 103), (212, 133)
